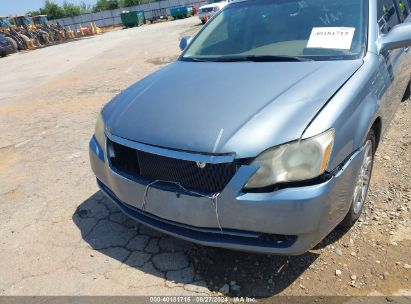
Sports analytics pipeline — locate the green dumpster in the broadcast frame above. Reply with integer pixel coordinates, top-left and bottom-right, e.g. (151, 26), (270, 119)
(121, 11), (145, 28)
(170, 6), (194, 19)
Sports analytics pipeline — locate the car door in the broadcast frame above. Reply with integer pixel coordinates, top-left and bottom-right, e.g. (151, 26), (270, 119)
(394, 0), (411, 96)
(377, 0), (409, 125)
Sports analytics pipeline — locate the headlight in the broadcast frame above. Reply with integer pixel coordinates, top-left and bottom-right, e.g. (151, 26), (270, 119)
(244, 129), (335, 189)
(94, 112), (106, 149)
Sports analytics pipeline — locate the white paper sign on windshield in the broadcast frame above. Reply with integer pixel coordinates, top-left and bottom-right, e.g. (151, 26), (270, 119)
(307, 27), (356, 50)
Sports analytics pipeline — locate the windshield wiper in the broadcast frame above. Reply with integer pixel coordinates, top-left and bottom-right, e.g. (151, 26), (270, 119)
(180, 57), (210, 62)
(212, 55), (314, 62)
(181, 55), (314, 62)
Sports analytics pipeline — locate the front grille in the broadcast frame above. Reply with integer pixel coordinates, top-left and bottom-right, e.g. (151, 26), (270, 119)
(107, 139), (239, 194)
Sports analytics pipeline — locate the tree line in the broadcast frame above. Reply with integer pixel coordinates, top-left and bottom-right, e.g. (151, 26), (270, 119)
(28, 0), (153, 20)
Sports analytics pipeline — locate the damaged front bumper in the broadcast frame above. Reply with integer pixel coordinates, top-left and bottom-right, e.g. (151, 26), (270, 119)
(89, 135), (365, 255)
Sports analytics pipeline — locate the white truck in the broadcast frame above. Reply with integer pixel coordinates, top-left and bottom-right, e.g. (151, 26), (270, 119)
(198, 0), (231, 24)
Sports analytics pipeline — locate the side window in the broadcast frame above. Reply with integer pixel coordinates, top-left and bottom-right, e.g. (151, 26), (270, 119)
(396, 0), (411, 20)
(377, 0), (400, 33)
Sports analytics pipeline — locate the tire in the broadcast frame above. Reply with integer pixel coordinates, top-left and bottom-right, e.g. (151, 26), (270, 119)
(402, 80), (410, 101)
(21, 35), (37, 49)
(340, 129), (376, 227)
(5, 37), (17, 52)
(12, 35), (25, 50)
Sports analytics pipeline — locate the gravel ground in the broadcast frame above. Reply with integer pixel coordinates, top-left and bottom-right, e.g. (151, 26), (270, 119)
(0, 16), (410, 298)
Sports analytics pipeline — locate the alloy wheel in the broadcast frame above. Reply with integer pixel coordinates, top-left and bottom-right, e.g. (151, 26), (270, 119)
(352, 140), (373, 214)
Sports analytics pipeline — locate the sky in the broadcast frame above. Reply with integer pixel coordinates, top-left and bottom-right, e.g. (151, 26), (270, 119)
(0, 0), (97, 16)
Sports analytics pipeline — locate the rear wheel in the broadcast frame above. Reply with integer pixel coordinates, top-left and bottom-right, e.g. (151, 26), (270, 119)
(340, 129), (375, 227)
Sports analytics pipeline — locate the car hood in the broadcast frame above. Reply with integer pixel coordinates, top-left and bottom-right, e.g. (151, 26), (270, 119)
(104, 60), (362, 158)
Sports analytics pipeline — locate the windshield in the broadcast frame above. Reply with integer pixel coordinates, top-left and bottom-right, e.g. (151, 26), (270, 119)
(0, 18), (12, 27)
(182, 0), (367, 61)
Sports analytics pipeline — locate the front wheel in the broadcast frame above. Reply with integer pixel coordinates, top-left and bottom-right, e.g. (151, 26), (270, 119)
(402, 81), (410, 101)
(5, 37), (18, 53)
(340, 129), (375, 227)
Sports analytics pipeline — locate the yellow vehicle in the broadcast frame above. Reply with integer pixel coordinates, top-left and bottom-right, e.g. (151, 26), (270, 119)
(32, 15), (50, 27)
(11, 15), (33, 27)
(0, 16), (35, 50)
(32, 15), (75, 40)
(10, 15), (50, 46)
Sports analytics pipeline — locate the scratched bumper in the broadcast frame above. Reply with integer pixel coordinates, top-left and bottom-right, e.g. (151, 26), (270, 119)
(89, 135), (364, 255)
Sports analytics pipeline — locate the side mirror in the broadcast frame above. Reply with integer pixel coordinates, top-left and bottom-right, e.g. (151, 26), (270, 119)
(179, 36), (192, 51)
(379, 22), (411, 53)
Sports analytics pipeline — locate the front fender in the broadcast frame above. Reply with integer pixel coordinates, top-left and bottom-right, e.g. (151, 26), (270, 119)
(302, 53), (385, 170)
(330, 92), (382, 170)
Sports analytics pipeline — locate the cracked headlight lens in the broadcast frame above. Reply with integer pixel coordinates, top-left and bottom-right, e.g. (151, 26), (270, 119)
(94, 112), (106, 149)
(244, 129), (335, 189)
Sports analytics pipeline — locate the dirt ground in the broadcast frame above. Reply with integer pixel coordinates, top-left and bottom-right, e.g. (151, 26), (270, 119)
(0, 17), (410, 299)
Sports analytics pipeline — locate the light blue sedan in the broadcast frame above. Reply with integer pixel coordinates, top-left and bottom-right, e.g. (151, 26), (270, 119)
(90, 0), (411, 255)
